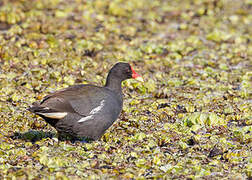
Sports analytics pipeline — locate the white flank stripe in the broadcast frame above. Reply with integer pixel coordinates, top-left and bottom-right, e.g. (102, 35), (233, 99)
(38, 112), (68, 119)
(78, 115), (93, 123)
(78, 100), (105, 123)
(89, 100), (105, 114)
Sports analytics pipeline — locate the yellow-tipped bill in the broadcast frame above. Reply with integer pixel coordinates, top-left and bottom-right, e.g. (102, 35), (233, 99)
(134, 75), (144, 82)
(130, 66), (144, 82)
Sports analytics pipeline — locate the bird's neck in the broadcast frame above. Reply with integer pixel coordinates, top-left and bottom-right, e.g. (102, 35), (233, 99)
(105, 74), (123, 95)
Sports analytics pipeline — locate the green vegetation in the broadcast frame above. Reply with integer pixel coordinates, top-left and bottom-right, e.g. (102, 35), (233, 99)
(0, 0), (251, 179)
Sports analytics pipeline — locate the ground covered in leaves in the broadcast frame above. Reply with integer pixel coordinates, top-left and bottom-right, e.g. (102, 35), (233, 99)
(0, 0), (251, 179)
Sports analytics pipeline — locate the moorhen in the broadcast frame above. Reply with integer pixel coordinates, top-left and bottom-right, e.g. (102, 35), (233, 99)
(28, 62), (143, 141)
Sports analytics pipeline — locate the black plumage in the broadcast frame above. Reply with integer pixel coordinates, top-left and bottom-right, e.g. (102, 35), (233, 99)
(28, 62), (143, 140)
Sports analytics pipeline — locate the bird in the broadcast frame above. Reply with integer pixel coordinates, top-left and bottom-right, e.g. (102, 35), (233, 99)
(28, 62), (143, 141)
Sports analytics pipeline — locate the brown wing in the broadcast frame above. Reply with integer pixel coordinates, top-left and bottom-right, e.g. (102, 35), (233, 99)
(30, 84), (112, 117)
